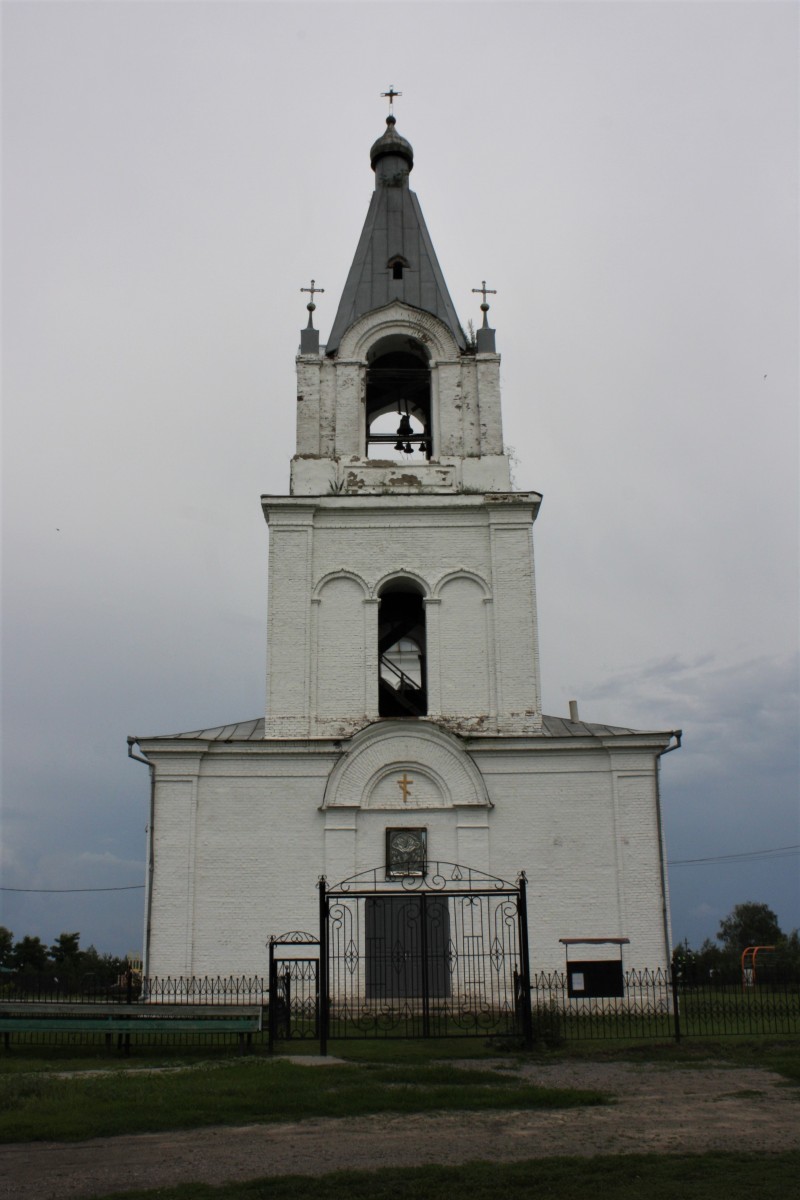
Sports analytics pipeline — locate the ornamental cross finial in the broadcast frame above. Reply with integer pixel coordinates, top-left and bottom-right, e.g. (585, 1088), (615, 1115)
(381, 86), (402, 114)
(397, 773), (414, 802)
(301, 279), (324, 329)
(472, 280), (497, 328)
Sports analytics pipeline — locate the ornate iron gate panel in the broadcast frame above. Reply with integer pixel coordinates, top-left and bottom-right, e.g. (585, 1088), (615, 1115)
(267, 931), (319, 1051)
(319, 864), (532, 1049)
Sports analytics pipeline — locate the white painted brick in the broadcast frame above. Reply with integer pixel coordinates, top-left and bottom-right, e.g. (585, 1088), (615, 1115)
(140, 295), (674, 988)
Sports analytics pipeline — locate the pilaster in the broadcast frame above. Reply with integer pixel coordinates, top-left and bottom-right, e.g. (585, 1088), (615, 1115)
(295, 356), (322, 456)
(264, 504), (315, 737)
(486, 500), (542, 732)
(475, 354), (503, 455)
(334, 362), (363, 458)
(423, 596), (442, 716)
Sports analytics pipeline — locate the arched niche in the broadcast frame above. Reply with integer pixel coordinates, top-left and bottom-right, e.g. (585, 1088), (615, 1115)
(322, 720), (491, 810)
(436, 573), (493, 719)
(314, 573), (370, 721)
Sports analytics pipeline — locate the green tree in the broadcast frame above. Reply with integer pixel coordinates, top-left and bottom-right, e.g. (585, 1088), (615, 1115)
(717, 901), (783, 953)
(80, 945), (128, 988)
(49, 931), (81, 966)
(0, 927), (14, 969)
(12, 935), (48, 972)
(688, 937), (729, 982)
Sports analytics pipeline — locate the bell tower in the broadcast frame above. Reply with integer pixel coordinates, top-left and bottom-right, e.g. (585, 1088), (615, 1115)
(262, 114), (543, 740)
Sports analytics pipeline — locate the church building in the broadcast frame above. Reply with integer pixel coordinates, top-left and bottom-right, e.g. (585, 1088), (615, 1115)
(130, 111), (680, 985)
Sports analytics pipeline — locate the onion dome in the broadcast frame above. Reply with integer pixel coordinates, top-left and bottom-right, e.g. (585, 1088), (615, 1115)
(370, 115), (414, 176)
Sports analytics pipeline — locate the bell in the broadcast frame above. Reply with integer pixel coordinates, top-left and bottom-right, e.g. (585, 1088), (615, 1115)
(396, 414), (413, 439)
(394, 439), (405, 451)
(403, 442), (413, 454)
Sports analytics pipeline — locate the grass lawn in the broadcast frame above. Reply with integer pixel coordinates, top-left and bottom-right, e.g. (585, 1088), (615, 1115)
(90, 1152), (800, 1200)
(1, 1036), (797, 1145)
(0, 1034), (504, 1073)
(0, 1057), (606, 1143)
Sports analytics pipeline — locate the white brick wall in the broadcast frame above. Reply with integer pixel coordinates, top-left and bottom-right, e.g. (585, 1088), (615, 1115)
(140, 285), (673, 986)
(142, 730), (673, 978)
(290, 305), (512, 497)
(263, 494), (543, 738)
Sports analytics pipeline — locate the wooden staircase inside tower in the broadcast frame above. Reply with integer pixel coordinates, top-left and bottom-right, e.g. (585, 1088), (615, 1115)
(378, 655), (427, 717)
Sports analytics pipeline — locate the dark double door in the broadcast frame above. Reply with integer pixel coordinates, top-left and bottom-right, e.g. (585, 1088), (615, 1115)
(365, 894), (451, 1000)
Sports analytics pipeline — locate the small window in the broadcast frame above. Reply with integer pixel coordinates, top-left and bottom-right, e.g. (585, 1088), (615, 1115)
(387, 256), (409, 282)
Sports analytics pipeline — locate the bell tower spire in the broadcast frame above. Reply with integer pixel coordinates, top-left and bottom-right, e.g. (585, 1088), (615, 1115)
(325, 112), (466, 356)
(290, 109), (514, 499)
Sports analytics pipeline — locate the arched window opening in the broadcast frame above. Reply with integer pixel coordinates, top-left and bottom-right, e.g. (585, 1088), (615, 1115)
(366, 344), (431, 462)
(388, 255), (409, 281)
(378, 584), (427, 717)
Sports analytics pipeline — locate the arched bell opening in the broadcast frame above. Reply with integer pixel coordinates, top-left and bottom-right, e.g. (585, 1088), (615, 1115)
(366, 339), (431, 462)
(378, 581), (427, 717)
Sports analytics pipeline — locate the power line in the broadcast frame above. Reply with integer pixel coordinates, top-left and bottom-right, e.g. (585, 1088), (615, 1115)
(1, 885), (145, 893)
(5, 845), (799, 886)
(668, 844), (799, 866)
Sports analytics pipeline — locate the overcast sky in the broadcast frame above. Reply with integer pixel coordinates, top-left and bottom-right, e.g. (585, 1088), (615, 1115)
(2, 1), (798, 960)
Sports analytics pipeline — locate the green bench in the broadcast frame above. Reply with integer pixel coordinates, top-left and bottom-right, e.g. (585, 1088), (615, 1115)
(0, 1002), (263, 1054)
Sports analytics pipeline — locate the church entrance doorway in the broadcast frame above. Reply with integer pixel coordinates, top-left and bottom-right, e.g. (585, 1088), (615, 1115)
(318, 864), (533, 1051)
(364, 894), (451, 1000)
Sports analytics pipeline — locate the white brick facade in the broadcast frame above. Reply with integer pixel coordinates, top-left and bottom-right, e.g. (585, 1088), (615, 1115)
(134, 118), (677, 983)
(139, 722), (674, 977)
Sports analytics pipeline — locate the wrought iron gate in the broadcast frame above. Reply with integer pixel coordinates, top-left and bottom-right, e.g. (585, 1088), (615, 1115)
(319, 864), (533, 1050)
(267, 931), (319, 1051)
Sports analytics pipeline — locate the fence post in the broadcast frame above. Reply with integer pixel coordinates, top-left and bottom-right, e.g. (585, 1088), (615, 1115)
(318, 877), (329, 1056)
(267, 938), (276, 1054)
(671, 966), (682, 1043)
(420, 893), (430, 1040)
(517, 873), (534, 1050)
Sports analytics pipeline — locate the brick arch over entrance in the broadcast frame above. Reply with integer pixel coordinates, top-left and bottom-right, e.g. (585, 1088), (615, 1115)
(321, 720), (490, 810)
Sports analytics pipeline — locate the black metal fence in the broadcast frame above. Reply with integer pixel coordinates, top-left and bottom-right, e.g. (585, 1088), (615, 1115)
(2, 974), (268, 1006)
(0, 975), (269, 1050)
(529, 969), (800, 1043)
(3, 969), (798, 1050)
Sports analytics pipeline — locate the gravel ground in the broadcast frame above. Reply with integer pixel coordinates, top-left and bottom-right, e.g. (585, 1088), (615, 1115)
(2, 1058), (798, 1199)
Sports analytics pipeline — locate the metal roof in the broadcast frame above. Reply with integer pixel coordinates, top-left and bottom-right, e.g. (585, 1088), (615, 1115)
(325, 119), (466, 355)
(134, 714), (663, 743)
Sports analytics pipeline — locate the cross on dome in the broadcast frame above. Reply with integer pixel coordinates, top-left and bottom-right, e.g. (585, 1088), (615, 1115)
(380, 86), (402, 114)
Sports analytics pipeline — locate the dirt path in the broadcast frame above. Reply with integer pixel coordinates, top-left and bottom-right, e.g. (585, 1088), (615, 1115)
(2, 1060), (799, 1199)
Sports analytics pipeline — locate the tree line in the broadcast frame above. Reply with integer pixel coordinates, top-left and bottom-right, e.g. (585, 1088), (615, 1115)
(672, 901), (800, 982)
(0, 927), (129, 987)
